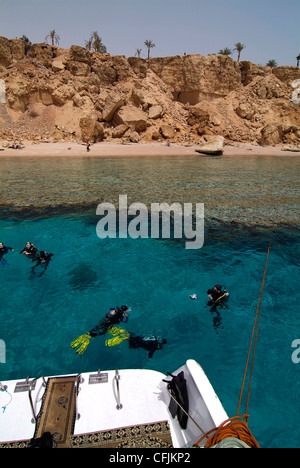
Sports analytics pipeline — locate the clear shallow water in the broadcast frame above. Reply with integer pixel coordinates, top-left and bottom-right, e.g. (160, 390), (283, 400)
(0, 154), (299, 448)
(0, 154), (299, 225)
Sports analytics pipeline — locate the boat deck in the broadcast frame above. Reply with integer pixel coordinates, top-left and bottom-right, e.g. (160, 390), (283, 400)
(0, 360), (228, 448)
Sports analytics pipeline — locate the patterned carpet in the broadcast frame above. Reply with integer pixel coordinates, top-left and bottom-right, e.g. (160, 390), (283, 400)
(34, 375), (77, 448)
(0, 421), (173, 449)
(70, 421), (173, 448)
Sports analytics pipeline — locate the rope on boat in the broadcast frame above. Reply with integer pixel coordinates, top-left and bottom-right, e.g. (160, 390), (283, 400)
(194, 414), (260, 448)
(194, 241), (272, 449)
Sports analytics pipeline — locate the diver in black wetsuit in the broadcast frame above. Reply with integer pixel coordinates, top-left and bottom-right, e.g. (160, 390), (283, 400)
(70, 306), (130, 354)
(20, 242), (38, 260)
(128, 334), (167, 359)
(207, 284), (229, 311)
(104, 326), (167, 358)
(207, 284), (229, 332)
(70, 305), (167, 358)
(0, 243), (14, 259)
(31, 251), (53, 277)
(89, 306), (129, 337)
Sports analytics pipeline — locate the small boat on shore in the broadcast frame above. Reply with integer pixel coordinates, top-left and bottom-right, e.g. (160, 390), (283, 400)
(195, 148), (223, 156)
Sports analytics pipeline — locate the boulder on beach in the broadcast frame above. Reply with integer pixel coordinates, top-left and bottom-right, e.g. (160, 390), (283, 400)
(195, 135), (225, 155)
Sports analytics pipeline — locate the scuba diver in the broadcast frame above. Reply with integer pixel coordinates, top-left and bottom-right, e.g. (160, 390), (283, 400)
(0, 243), (14, 266)
(128, 333), (167, 359)
(30, 251), (53, 277)
(20, 242), (38, 261)
(207, 284), (229, 311)
(70, 306), (130, 354)
(207, 284), (229, 333)
(103, 326), (167, 359)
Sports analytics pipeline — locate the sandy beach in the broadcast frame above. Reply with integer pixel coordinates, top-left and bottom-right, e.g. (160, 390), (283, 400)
(0, 141), (300, 157)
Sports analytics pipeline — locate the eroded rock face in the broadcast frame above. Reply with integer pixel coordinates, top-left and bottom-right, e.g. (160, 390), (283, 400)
(79, 116), (105, 143)
(149, 54), (242, 103)
(0, 36), (299, 147)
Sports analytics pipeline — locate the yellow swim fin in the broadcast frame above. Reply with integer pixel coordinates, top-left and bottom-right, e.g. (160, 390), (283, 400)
(105, 329), (130, 347)
(70, 332), (91, 355)
(108, 326), (123, 336)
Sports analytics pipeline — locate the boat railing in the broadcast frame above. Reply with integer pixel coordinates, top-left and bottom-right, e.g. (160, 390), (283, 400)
(74, 373), (83, 421)
(114, 369), (123, 410)
(28, 376), (47, 424)
(26, 374), (83, 425)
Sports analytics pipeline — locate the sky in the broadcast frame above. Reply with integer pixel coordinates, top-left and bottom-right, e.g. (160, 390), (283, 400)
(0, 0), (299, 66)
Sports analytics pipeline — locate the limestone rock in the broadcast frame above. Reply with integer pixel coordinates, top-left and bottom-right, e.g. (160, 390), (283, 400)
(52, 85), (75, 106)
(67, 61), (91, 76)
(131, 87), (146, 107)
(79, 116), (104, 143)
(260, 124), (283, 146)
(92, 55), (132, 85)
(29, 43), (55, 68)
(9, 39), (26, 62)
(112, 124), (128, 138)
(144, 127), (161, 141)
(149, 105), (163, 119)
(128, 130), (140, 143)
(195, 135), (225, 155)
(160, 125), (176, 139)
(149, 54), (242, 103)
(187, 106), (211, 135)
(282, 125), (300, 145)
(68, 45), (91, 64)
(52, 56), (66, 72)
(235, 103), (255, 120)
(65, 45), (91, 76)
(114, 105), (148, 132)
(102, 94), (125, 122)
(0, 36), (26, 68)
(187, 107), (210, 126)
(0, 36), (13, 67)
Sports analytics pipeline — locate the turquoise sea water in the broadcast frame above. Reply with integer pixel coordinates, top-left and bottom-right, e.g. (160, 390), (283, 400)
(0, 153), (299, 448)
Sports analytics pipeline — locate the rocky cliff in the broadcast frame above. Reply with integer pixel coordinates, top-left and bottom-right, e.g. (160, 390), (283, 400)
(0, 36), (299, 147)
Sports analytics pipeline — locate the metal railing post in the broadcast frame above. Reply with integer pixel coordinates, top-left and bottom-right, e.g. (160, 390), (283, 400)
(115, 369), (123, 410)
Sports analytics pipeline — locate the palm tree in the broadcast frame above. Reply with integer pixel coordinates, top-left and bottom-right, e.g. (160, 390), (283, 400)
(85, 38), (93, 51)
(45, 30), (60, 46)
(234, 42), (246, 62)
(218, 47), (232, 56)
(135, 48), (142, 58)
(296, 54), (300, 68)
(266, 59), (278, 68)
(90, 31), (107, 53)
(144, 40), (155, 59)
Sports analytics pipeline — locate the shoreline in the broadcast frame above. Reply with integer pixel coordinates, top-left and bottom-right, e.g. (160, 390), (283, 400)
(0, 141), (300, 157)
